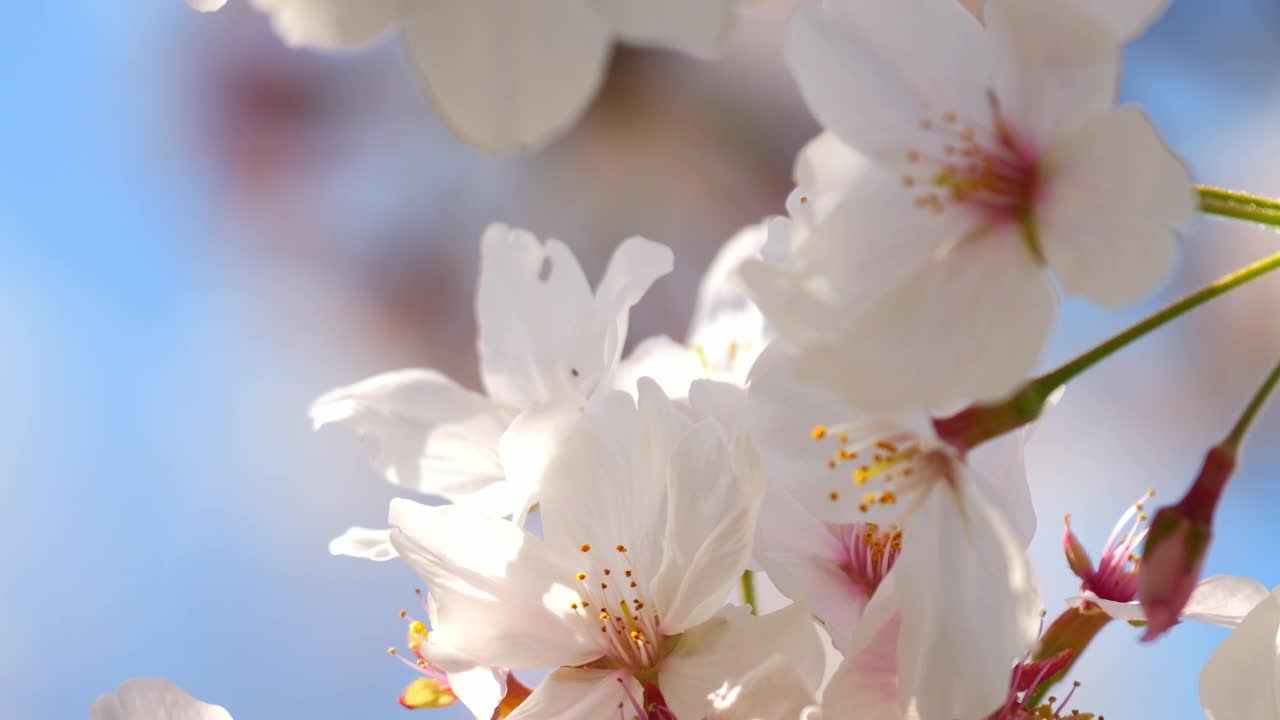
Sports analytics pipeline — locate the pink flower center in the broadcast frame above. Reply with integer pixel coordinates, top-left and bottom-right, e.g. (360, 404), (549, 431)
(901, 92), (1039, 225)
(831, 522), (902, 598)
(1071, 489), (1155, 602)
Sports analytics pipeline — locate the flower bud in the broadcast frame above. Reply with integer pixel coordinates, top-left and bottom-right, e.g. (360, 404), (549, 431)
(1137, 445), (1234, 642)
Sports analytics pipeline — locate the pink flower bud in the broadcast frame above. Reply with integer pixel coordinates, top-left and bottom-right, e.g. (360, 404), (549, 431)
(1137, 445), (1234, 642)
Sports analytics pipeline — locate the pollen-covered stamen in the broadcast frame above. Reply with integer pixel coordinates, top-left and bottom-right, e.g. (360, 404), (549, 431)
(810, 423), (930, 511)
(1067, 489), (1155, 602)
(830, 522), (902, 597)
(389, 590), (456, 711)
(569, 543), (662, 671)
(993, 651), (1102, 720)
(901, 93), (1038, 222)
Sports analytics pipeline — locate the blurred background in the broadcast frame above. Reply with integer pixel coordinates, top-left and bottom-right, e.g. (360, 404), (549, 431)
(3, 1), (1280, 718)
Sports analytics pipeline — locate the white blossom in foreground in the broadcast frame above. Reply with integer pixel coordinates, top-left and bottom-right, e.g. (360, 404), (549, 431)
(692, 350), (1040, 720)
(617, 220), (783, 397)
(186, 0), (226, 11)
(91, 679), (232, 720)
(706, 654), (823, 720)
(1199, 584), (1280, 720)
(389, 380), (825, 720)
(742, 0), (1195, 412)
(313, 223), (670, 560)
(249, 0), (742, 154)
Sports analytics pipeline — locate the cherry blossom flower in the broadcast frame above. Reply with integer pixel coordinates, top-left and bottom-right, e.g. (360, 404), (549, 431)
(388, 379), (825, 720)
(1081, 574), (1271, 634)
(90, 679), (232, 720)
(248, 0), (743, 154)
(741, 0), (1196, 412)
(616, 220), (784, 397)
(692, 349), (1041, 720)
(1062, 489), (1154, 604)
(705, 654), (824, 720)
(314, 223), (670, 559)
(1199, 584), (1280, 720)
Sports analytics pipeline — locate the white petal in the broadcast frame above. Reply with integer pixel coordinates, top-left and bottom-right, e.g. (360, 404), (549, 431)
(784, 0), (988, 162)
(1200, 588), (1280, 720)
(387, 499), (598, 671)
(1182, 575), (1273, 629)
(1088, 594), (1146, 624)
(91, 678), (232, 720)
(793, 132), (869, 208)
(595, 0), (739, 57)
(476, 227), (670, 408)
(400, 1), (613, 154)
(187, 0), (226, 12)
(983, 0), (1119, 144)
(653, 428), (765, 633)
(706, 653), (822, 720)
(328, 526), (397, 562)
(662, 604), (826, 720)
(536, 383), (684, 587)
(311, 368), (515, 505)
(506, 668), (634, 720)
(249, 0), (400, 49)
(613, 335), (706, 399)
(1039, 107), (1196, 307)
(591, 237), (676, 390)
(740, 167), (946, 353)
(967, 430), (1036, 546)
(685, 221), (774, 385)
(895, 480), (1041, 720)
(448, 667), (509, 720)
(1068, 0), (1170, 42)
(793, 225), (1057, 414)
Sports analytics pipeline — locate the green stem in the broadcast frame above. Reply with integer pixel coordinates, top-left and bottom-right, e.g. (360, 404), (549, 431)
(1223, 355), (1280, 452)
(739, 570), (758, 616)
(936, 248), (1280, 451)
(1199, 186), (1280, 228)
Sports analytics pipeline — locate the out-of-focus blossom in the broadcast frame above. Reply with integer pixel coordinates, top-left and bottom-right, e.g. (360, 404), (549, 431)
(314, 223), (671, 557)
(1200, 585), (1280, 720)
(388, 380), (823, 720)
(694, 350), (1041, 720)
(962, 0), (1172, 41)
(248, 0), (745, 154)
(90, 679), (232, 720)
(616, 219), (784, 397)
(187, 0), (227, 12)
(742, 0), (1195, 413)
(1082, 574), (1270, 630)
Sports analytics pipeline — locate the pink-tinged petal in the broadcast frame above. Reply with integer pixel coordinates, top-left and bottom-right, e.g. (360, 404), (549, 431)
(1039, 107), (1195, 307)
(1069, 0), (1170, 42)
(505, 668), (634, 720)
(823, 613), (904, 720)
(662, 604), (826, 720)
(706, 654), (822, 720)
(1182, 575), (1272, 629)
(388, 500), (598, 672)
(249, 0), (400, 49)
(311, 368), (514, 504)
(400, 1), (612, 154)
(596, 0), (740, 57)
(90, 678), (232, 720)
(793, 225), (1057, 414)
(967, 430), (1036, 546)
(187, 0), (226, 12)
(784, 0), (988, 162)
(328, 526), (397, 562)
(895, 480), (1041, 720)
(654, 427), (765, 633)
(613, 335), (706, 399)
(754, 484), (865, 650)
(1200, 588), (1280, 720)
(983, 0), (1119, 145)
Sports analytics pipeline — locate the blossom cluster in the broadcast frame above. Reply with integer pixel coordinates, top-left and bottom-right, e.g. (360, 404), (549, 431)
(102, 0), (1280, 718)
